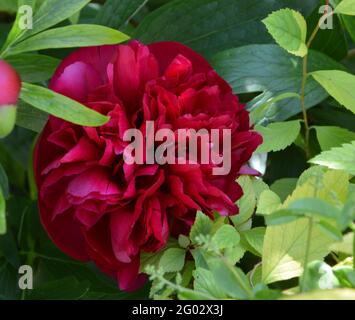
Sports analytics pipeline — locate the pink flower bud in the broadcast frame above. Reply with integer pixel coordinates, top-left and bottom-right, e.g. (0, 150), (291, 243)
(0, 60), (21, 138)
(0, 60), (21, 106)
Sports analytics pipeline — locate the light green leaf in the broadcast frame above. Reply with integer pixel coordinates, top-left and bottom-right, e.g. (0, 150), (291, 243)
(255, 120), (301, 153)
(212, 225), (240, 249)
(0, 188), (6, 234)
(257, 190), (281, 215)
(9, 25), (130, 55)
(311, 70), (355, 115)
(309, 141), (355, 175)
(262, 169), (349, 284)
(208, 257), (253, 299)
(189, 211), (213, 244)
(20, 82), (109, 127)
(159, 248), (186, 273)
(335, 0), (355, 16)
(286, 289), (355, 300)
(263, 8), (307, 57)
(331, 232), (354, 255)
(178, 235), (190, 249)
(241, 227), (265, 257)
(212, 45), (343, 124)
(231, 176), (256, 226)
(262, 218), (334, 284)
(5, 54), (60, 83)
(314, 126), (355, 151)
(193, 268), (228, 299)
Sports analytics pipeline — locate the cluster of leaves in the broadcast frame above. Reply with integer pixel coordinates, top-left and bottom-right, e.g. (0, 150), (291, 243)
(0, 0), (354, 300)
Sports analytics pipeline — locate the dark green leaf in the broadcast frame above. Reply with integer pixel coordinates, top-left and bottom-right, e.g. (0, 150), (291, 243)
(135, 0), (318, 59)
(95, 0), (147, 29)
(212, 44), (344, 124)
(5, 54), (60, 83)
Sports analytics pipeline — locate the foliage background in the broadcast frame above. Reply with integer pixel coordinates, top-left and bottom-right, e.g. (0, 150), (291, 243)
(0, 0), (354, 300)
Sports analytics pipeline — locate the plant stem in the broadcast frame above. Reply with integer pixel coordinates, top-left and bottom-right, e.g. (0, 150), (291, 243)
(301, 217), (314, 292)
(300, 1), (331, 159)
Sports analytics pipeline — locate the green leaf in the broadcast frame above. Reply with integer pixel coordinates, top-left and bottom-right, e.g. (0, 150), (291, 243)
(159, 248), (186, 273)
(257, 190), (281, 215)
(241, 227), (265, 257)
(306, 6), (348, 61)
(0, 188), (5, 234)
(193, 268), (228, 299)
(21, 0), (92, 39)
(9, 25), (130, 55)
(26, 277), (90, 300)
(286, 288), (355, 300)
(317, 220), (343, 241)
(262, 169), (349, 284)
(309, 141), (355, 175)
(16, 101), (48, 133)
(333, 0), (355, 42)
(264, 210), (301, 226)
(300, 261), (340, 292)
(255, 120), (301, 153)
(212, 225), (240, 249)
(270, 178), (298, 201)
(5, 54), (60, 83)
(95, 0), (147, 29)
(209, 257), (253, 299)
(263, 8), (307, 57)
(262, 218), (334, 284)
(287, 198), (341, 221)
(0, 163), (9, 199)
(135, 0), (318, 59)
(189, 211), (213, 244)
(335, 0), (355, 15)
(212, 45), (343, 124)
(333, 266), (355, 288)
(0, 0), (17, 13)
(331, 232), (354, 255)
(250, 92), (300, 125)
(20, 82), (109, 127)
(311, 70), (355, 115)
(231, 176), (256, 226)
(1, 0), (36, 51)
(314, 126), (355, 151)
(178, 235), (190, 249)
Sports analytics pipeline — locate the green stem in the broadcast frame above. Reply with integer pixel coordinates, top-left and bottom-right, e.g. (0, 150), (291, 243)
(300, 1), (332, 159)
(301, 217), (314, 292)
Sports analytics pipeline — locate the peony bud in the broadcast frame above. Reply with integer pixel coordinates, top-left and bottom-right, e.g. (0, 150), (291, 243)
(0, 60), (21, 138)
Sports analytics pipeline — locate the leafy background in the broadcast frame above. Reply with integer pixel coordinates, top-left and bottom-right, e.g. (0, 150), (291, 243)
(0, 0), (354, 300)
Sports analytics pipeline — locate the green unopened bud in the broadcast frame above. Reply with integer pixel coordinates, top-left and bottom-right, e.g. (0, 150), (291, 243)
(0, 105), (17, 138)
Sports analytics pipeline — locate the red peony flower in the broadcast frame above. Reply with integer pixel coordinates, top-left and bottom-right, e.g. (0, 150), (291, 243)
(0, 60), (21, 138)
(34, 41), (262, 291)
